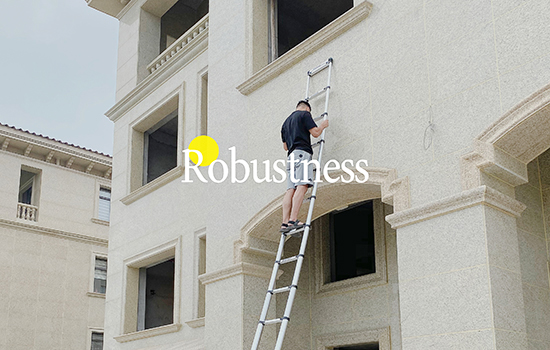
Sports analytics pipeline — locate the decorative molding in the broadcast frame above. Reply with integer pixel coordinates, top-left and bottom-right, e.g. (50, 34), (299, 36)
(147, 16), (209, 74)
(2, 138), (9, 151)
(66, 157), (75, 168)
(86, 162), (95, 174)
(0, 218), (108, 246)
(86, 292), (106, 299)
(199, 262), (282, 285)
(385, 185), (527, 229)
(185, 317), (205, 329)
(114, 323), (182, 343)
(106, 26), (208, 122)
(121, 166), (184, 205)
(477, 82), (550, 147)
(46, 150), (55, 163)
(237, 2), (372, 95)
(91, 218), (110, 226)
(315, 327), (391, 350)
(239, 167), (406, 242)
(24, 144), (33, 156)
(0, 127), (111, 166)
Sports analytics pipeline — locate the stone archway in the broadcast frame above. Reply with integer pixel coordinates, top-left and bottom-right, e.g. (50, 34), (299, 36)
(235, 167), (409, 261)
(461, 83), (550, 190)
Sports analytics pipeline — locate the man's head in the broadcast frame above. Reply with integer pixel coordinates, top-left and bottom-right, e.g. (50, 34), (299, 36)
(296, 100), (311, 112)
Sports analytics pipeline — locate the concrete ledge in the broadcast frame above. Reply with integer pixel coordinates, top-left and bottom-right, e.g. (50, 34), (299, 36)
(114, 323), (182, 343)
(0, 218), (108, 246)
(185, 317), (205, 328)
(315, 327), (391, 350)
(199, 262), (282, 285)
(386, 186), (526, 229)
(121, 166), (184, 205)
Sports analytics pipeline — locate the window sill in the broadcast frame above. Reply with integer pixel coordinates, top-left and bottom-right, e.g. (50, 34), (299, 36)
(121, 166), (185, 205)
(185, 317), (205, 328)
(317, 271), (386, 296)
(114, 323), (182, 343)
(86, 291), (106, 299)
(91, 218), (110, 226)
(237, 1), (372, 95)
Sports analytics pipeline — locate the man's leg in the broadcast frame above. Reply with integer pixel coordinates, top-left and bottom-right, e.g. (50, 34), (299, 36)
(282, 188), (295, 225)
(289, 185), (308, 222)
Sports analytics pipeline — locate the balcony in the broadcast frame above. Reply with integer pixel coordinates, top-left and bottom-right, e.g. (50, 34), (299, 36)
(17, 203), (38, 221)
(147, 14), (209, 75)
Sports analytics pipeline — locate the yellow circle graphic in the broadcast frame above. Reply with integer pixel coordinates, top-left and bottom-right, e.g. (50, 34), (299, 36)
(188, 135), (219, 167)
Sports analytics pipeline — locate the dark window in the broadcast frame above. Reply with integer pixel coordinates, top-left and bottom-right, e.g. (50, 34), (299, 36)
(18, 169), (36, 204)
(143, 110), (178, 184)
(160, 0), (209, 52)
(90, 332), (103, 350)
(335, 344), (379, 350)
(330, 201), (376, 282)
(271, 0), (353, 60)
(94, 257), (107, 294)
(138, 259), (175, 331)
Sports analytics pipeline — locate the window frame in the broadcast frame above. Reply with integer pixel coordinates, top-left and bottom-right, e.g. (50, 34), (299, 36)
(88, 252), (108, 298)
(87, 328), (105, 350)
(313, 199), (388, 295)
(124, 87), (184, 204)
(92, 181), (111, 225)
(115, 237), (182, 343)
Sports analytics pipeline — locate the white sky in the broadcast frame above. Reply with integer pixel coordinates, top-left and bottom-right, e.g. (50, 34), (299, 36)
(0, 0), (119, 155)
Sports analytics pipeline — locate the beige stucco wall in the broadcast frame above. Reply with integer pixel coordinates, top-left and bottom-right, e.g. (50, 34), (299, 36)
(99, 0), (550, 349)
(0, 137), (110, 349)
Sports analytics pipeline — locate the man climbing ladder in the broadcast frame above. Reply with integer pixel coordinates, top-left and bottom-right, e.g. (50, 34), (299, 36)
(280, 100), (329, 233)
(251, 58), (333, 350)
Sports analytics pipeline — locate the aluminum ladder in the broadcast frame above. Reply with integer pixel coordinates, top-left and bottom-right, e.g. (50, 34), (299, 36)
(250, 57), (333, 350)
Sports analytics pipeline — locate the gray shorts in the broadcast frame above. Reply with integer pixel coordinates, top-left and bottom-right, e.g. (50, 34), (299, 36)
(286, 149), (314, 190)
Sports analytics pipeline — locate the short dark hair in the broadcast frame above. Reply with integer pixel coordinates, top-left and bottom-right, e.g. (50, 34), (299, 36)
(296, 100), (311, 110)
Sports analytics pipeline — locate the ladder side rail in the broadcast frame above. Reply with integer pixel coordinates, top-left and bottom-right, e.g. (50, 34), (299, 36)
(250, 233), (288, 350)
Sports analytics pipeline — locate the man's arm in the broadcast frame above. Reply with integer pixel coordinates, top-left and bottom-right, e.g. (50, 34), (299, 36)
(309, 120), (329, 138)
(283, 142), (288, 151)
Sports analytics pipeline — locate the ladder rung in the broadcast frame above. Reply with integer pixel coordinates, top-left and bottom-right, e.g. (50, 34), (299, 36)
(278, 254), (303, 265)
(312, 139), (325, 148)
(306, 86), (330, 101)
(308, 58), (332, 76)
(314, 112), (328, 121)
(263, 317), (287, 325)
(271, 285), (296, 294)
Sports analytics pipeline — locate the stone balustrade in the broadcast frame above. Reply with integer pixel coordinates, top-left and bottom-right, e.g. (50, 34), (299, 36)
(17, 203), (38, 221)
(147, 15), (209, 74)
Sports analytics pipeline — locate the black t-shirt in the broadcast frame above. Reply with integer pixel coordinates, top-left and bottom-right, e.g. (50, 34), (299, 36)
(281, 110), (317, 155)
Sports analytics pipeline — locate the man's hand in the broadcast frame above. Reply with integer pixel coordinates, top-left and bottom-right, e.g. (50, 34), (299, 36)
(309, 119), (329, 138)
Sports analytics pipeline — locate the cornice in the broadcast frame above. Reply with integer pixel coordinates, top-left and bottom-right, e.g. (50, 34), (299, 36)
(106, 28), (208, 123)
(385, 185), (526, 229)
(198, 262), (282, 285)
(0, 128), (111, 166)
(237, 1), (372, 95)
(0, 218), (108, 246)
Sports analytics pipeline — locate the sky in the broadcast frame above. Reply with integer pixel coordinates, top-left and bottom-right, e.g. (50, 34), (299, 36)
(0, 0), (119, 155)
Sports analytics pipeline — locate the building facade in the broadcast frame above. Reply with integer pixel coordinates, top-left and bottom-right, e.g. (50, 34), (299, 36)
(0, 123), (112, 349)
(88, 0), (550, 349)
